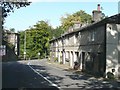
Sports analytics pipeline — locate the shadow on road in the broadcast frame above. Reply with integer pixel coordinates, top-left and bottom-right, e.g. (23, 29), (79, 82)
(65, 72), (119, 89)
(2, 61), (60, 89)
(30, 63), (120, 89)
(2, 61), (120, 90)
(29, 64), (64, 86)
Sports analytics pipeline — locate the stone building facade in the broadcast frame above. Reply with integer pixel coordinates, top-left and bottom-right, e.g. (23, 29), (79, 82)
(6, 31), (20, 56)
(1, 30), (20, 62)
(49, 13), (120, 78)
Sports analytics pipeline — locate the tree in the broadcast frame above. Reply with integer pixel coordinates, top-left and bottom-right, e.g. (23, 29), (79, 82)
(60, 10), (92, 31)
(9, 28), (15, 32)
(0, 0), (31, 26)
(1, 0), (31, 41)
(20, 20), (53, 59)
(52, 26), (64, 38)
(0, 0), (31, 19)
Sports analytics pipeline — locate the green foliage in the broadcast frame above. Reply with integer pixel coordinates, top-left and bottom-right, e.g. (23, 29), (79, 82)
(54, 57), (58, 62)
(9, 28), (15, 32)
(60, 10), (92, 31)
(7, 42), (15, 50)
(19, 10), (93, 59)
(1, 1), (31, 58)
(60, 61), (63, 64)
(52, 26), (64, 38)
(20, 20), (53, 59)
(73, 10), (92, 23)
(1, 1), (31, 18)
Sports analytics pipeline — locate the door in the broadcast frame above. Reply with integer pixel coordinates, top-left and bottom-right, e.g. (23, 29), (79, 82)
(82, 52), (85, 71)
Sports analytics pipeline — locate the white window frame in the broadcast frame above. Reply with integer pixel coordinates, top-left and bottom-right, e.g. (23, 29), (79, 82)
(89, 30), (95, 42)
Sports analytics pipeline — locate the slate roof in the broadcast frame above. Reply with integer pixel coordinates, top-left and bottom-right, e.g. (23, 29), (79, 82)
(50, 13), (120, 43)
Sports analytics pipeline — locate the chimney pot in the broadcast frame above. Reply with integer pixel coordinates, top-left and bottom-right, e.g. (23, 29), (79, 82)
(97, 4), (100, 11)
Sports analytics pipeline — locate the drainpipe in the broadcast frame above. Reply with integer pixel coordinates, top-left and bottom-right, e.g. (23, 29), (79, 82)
(61, 35), (65, 64)
(58, 49), (60, 63)
(104, 24), (107, 77)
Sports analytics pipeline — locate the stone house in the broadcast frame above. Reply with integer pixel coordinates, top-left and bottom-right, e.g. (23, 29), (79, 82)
(49, 5), (120, 78)
(1, 30), (20, 61)
(6, 31), (20, 56)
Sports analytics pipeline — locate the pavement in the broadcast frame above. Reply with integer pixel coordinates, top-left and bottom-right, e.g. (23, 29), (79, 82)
(46, 59), (120, 88)
(47, 60), (101, 77)
(47, 60), (71, 70)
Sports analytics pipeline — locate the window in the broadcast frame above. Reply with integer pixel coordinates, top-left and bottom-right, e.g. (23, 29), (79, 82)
(75, 33), (79, 44)
(65, 37), (69, 45)
(53, 42), (55, 47)
(78, 32), (81, 38)
(56, 42), (58, 47)
(89, 30), (96, 42)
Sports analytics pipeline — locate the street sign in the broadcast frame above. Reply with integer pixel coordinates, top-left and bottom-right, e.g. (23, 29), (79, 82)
(38, 52), (40, 56)
(0, 45), (6, 56)
(24, 52), (26, 55)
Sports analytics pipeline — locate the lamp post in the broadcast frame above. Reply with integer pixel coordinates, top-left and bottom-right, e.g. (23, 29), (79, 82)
(24, 31), (26, 60)
(45, 50), (46, 59)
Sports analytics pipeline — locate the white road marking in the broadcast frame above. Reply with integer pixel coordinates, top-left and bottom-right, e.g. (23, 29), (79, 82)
(27, 62), (61, 89)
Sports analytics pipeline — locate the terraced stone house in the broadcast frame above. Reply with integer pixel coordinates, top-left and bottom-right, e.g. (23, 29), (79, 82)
(49, 6), (120, 78)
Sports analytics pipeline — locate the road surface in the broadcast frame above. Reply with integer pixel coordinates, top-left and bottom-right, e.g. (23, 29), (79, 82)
(2, 59), (120, 90)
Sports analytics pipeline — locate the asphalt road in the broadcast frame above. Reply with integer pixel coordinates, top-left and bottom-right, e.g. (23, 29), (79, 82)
(2, 60), (59, 90)
(2, 59), (120, 90)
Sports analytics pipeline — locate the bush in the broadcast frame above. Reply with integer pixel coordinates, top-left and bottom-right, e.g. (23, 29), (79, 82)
(60, 61), (63, 64)
(118, 75), (120, 79)
(107, 72), (115, 80)
(54, 57), (58, 62)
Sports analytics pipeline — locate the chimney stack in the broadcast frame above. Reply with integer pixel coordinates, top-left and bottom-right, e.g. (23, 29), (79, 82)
(92, 4), (102, 22)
